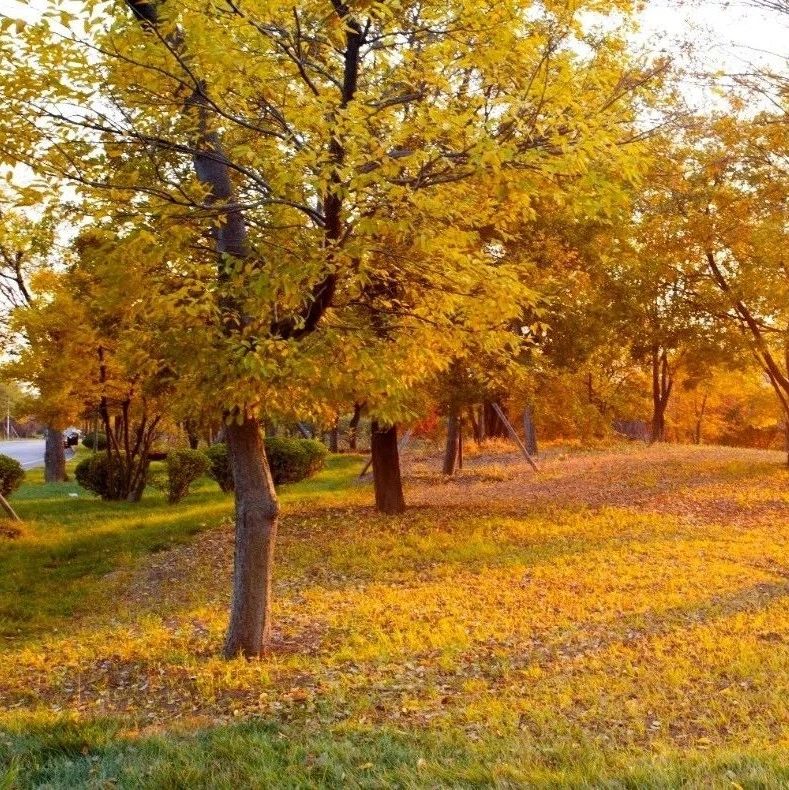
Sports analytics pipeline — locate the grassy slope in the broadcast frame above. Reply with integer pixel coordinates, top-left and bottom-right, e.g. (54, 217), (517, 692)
(0, 446), (787, 788)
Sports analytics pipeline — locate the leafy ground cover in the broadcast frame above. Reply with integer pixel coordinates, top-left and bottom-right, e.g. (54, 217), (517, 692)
(0, 444), (787, 788)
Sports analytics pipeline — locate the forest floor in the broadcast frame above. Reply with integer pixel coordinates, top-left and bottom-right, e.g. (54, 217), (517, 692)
(0, 443), (787, 788)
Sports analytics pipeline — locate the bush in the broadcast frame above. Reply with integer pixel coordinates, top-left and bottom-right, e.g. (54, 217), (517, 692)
(204, 437), (327, 492)
(75, 452), (125, 499)
(265, 436), (327, 485)
(205, 443), (234, 493)
(0, 454), (25, 498)
(165, 449), (209, 504)
(82, 432), (108, 451)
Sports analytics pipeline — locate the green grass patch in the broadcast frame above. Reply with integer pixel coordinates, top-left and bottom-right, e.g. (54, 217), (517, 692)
(0, 454), (366, 641)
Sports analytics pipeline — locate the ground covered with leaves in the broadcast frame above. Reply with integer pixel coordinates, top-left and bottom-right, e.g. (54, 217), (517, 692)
(0, 444), (787, 788)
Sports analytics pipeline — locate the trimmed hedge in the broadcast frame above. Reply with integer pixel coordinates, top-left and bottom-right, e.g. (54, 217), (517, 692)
(75, 452), (124, 499)
(165, 449), (209, 504)
(82, 432), (108, 451)
(205, 436), (327, 492)
(0, 454), (25, 498)
(205, 443), (234, 493)
(265, 437), (327, 485)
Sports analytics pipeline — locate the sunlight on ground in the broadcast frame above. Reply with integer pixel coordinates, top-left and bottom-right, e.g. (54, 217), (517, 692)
(0, 445), (787, 787)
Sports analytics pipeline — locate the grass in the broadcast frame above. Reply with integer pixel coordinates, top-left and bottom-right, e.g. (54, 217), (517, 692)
(0, 444), (787, 788)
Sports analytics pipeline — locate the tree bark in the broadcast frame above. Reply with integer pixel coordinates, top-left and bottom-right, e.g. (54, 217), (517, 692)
(523, 406), (538, 457)
(442, 407), (460, 476)
(785, 420), (789, 468)
(223, 415), (279, 658)
(327, 417), (339, 453)
(348, 402), (363, 451)
(483, 400), (508, 438)
(371, 421), (405, 514)
(184, 419), (200, 450)
(44, 428), (66, 484)
(650, 346), (673, 443)
(468, 406), (482, 445)
(126, 455), (151, 503)
(694, 391), (708, 445)
(650, 405), (666, 443)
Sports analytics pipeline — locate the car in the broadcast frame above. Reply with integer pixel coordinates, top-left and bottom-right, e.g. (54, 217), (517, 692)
(63, 429), (81, 449)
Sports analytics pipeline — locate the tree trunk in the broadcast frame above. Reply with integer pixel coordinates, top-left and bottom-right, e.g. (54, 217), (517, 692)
(348, 402), (363, 451)
(650, 347), (673, 443)
(224, 415), (279, 658)
(483, 400), (508, 438)
(327, 417), (339, 453)
(44, 428), (66, 484)
(371, 421), (405, 514)
(184, 420), (200, 450)
(468, 406), (482, 445)
(126, 456), (151, 503)
(523, 406), (538, 457)
(784, 418), (789, 468)
(694, 392), (708, 445)
(650, 405), (666, 443)
(442, 408), (460, 476)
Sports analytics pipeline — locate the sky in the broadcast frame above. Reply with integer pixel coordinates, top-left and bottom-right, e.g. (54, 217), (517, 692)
(636, 1), (786, 82)
(6, 0), (786, 75)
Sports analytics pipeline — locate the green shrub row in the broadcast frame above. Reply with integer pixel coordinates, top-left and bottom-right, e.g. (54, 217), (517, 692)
(74, 452), (127, 499)
(205, 437), (327, 492)
(73, 436), (327, 501)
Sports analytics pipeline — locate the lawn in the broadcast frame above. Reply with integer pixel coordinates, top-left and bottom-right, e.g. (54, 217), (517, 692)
(0, 444), (787, 788)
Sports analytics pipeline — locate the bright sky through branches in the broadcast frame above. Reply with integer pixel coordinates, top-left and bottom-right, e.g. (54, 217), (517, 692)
(637, 1), (786, 85)
(6, 0), (786, 79)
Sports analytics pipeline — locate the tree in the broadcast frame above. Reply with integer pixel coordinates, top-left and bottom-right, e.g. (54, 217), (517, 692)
(0, 0), (666, 657)
(598, 138), (740, 443)
(669, 365), (780, 446)
(0, 201), (71, 481)
(668, 113), (789, 461)
(8, 228), (182, 500)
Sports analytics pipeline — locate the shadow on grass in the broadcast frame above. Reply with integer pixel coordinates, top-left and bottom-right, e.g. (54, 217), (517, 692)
(0, 455), (367, 642)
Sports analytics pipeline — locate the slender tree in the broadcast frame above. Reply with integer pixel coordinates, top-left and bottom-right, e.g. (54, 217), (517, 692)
(1, 0), (667, 657)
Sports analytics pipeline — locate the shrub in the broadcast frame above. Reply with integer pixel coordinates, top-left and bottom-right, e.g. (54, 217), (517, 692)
(82, 432), (108, 451)
(265, 437), (327, 485)
(0, 454), (25, 498)
(145, 461), (167, 494)
(204, 437), (327, 492)
(165, 449), (209, 504)
(205, 443), (234, 493)
(75, 452), (126, 499)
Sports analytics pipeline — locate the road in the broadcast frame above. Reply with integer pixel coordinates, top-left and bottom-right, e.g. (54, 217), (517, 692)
(0, 439), (46, 469)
